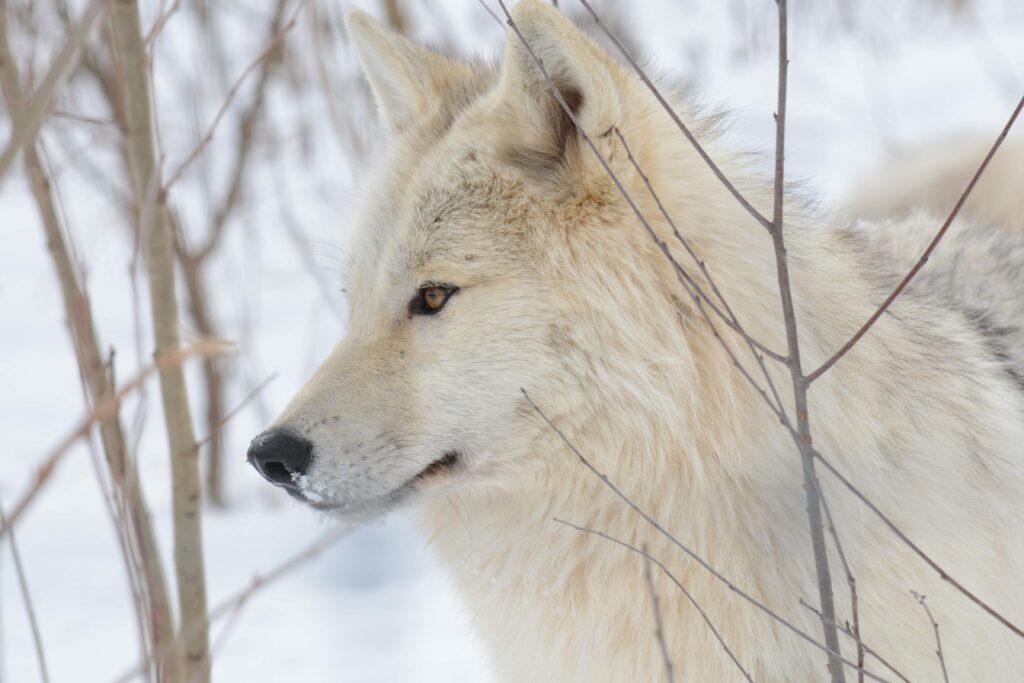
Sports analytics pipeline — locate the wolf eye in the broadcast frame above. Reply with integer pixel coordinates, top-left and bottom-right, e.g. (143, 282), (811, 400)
(410, 285), (458, 316)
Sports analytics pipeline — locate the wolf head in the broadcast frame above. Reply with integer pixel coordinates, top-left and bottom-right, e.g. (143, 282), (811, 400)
(248, 1), (700, 518)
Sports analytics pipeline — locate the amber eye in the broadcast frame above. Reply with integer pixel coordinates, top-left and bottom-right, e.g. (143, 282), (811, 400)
(423, 287), (448, 310)
(409, 284), (458, 316)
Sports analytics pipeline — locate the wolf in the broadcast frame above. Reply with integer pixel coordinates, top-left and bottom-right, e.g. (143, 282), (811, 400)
(247, 2), (1024, 680)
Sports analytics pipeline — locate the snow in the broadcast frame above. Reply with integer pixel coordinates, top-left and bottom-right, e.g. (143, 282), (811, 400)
(1, 1), (1021, 681)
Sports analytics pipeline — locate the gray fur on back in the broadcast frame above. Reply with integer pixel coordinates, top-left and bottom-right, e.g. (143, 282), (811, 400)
(851, 211), (1024, 389)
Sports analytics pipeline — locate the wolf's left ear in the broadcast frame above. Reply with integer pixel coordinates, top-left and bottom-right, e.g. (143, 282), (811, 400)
(346, 11), (473, 134)
(493, 1), (622, 170)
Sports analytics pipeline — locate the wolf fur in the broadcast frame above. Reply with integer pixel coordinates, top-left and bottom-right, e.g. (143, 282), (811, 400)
(260, 3), (1024, 680)
(848, 136), (1024, 233)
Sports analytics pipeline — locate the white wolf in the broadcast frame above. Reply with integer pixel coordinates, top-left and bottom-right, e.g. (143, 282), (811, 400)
(248, 3), (1024, 680)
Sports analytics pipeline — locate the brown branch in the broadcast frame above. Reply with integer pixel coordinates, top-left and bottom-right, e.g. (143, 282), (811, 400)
(475, 0), (504, 28)
(576, 0), (772, 232)
(799, 600), (910, 683)
(111, 523), (357, 683)
(0, 9), (180, 681)
(0, 343), (219, 541)
(520, 390), (887, 682)
(641, 547), (676, 683)
(145, 0), (185, 47)
(195, 373), (276, 449)
(805, 93), (1024, 385)
(110, 3), (212, 679)
(496, 9), (852, 677)
(766, 3), (844, 680)
(496, 2), (790, 427)
(912, 592), (950, 683)
(810, 446), (1024, 638)
(0, 506), (50, 683)
(0, 0), (103, 181)
(821, 491), (863, 682)
(611, 127), (788, 405)
(194, 0), (290, 262)
(162, 0), (305, 191)
(558, 521), (753, 682)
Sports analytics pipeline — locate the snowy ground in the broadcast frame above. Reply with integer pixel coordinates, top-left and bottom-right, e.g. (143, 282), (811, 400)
(1, 1), (1021, 681)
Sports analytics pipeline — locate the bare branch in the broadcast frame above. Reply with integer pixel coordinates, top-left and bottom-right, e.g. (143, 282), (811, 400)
(145, 0), (185, 47)
(765, 3), (844, 677)
(811, 446), (1024, 638)
(820, 492), (863, 681)
(194, 0), (291, 262)
(521, 390), (887, 682)
(560, 521), (752, 681)
(0, 343), (220, 541)
(110, 1), (218, 676)
(0, 0), (103, 181)
(475, 0), (504, 28)
(806, 93), (1024, 384)
(0, 6), (181, 677)
(912, 592), (950, 683)
(799, 600), (910, 683)
(611, 127), (788, 404)
(641, 547), (676, 683)
(195, 373), (276, 449)
(111, 523), (357, 683)
(0, 506), (50, 683)
(494, 1), (789, 425)
(575, 0), (772, 231)
(163, 0), (305, 191)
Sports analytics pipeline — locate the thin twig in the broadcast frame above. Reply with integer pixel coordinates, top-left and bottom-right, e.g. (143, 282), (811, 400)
(145, 0), (185, 47)
(194, 0), (290, 261)
(475, 0), (504, 28)
(163, 0), (305, 190)
(0, 506), (50, 683)
(641, 546), (676, 683)
(912, 592), (950, 683)
(0, 342), (219, 540)
(194, 373), (276, 449)
(495, 1), (789, 427)
(576, 0), (772, 232)
(766, 3), (844, 677)
(0, 0), (104, 181)
(0, 7), (180, 673)
(799, 600), (910, 683)
(520, 390), (887, 682)
(573, 524), (754, 682)
(820, 492), (863, 682)
(811, 445), (1024, 639)
(611, 127), (788, 409)
(805, 93), (1024, 384)
(111, 523), (356, 683)
(112, 2), (215, 677)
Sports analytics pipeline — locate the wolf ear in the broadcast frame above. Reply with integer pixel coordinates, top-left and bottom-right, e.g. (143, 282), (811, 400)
(494, 1), (622, 171)
(346, 11), (472, 134)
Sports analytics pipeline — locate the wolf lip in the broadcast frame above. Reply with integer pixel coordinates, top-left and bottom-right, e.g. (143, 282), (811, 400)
(289, 451), (461, 516)
(412, 450), (459, 482)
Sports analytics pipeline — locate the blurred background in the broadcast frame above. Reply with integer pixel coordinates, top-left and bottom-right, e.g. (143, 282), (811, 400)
(0, 0), (1021, 680)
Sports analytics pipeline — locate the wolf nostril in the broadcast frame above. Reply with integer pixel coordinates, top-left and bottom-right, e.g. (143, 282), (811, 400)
(247, 430), (312, 489)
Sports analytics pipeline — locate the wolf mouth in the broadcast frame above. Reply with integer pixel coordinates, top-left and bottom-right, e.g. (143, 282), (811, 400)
(412, 450), (459, 481)
(291, 450), (461, 516)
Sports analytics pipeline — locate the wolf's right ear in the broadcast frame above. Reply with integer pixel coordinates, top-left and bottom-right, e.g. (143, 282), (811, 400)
(346, 11), (472, 134)
(492, 1), (623, 173)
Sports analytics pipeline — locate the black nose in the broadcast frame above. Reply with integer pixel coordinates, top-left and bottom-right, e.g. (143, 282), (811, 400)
(247, 430), (312, 488)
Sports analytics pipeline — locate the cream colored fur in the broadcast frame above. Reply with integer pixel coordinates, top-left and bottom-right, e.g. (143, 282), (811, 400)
(263, 3), (1024, 680)
(848, 136), (1024, 233)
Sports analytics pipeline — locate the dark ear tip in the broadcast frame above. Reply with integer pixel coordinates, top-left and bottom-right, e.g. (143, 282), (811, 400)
(561, 85), (585, 116)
